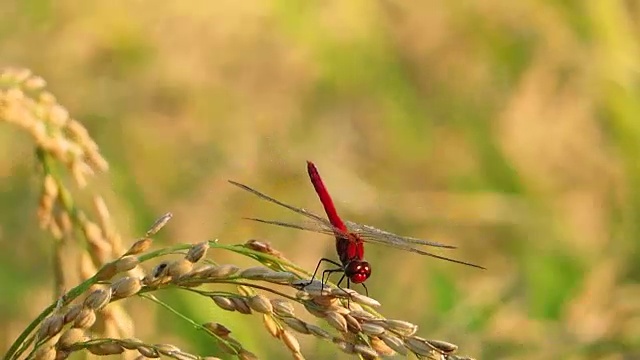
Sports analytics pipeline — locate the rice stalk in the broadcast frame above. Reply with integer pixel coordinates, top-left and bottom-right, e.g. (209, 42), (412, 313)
(2, 67), (476, 360)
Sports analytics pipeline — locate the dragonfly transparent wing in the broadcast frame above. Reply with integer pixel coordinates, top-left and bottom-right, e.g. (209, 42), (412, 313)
(229, 180), (328, 224)
(346, 221), (456, 249)
(345, 221), (485, 269)
(229, 180), (353, 239)
(243, 217), (342, 237)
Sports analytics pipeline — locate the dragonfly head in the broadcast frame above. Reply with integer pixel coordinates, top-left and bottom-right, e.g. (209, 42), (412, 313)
(345, 260), (371, 284)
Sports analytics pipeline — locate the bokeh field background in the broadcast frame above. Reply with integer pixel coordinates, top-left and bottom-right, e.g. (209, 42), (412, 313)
(1, 1), (640, 359)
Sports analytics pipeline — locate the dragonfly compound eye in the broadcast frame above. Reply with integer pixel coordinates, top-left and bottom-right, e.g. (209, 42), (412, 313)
(346, 261), (371, 284)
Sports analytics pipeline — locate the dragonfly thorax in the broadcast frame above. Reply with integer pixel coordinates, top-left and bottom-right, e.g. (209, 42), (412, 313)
(345, 260), (371, 284)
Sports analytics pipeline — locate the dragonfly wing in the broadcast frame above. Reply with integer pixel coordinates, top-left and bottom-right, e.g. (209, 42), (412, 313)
(229, 180), (327, 223)
(345, 221), (457, 249)
(361, 237), (485, 269)
(243, 217), (344, 238)
(403, 246), (486, 269)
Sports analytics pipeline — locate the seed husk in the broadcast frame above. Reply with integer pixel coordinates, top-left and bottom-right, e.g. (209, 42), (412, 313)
(137, 345), (160, 358)
(124, 237), (152, 256)
(303, 303), (328, 318)
(151, 262), (169, 278)
(204, 322), (232, 337)
(204, 264), (240, 279)
(88, 342), (125, 355)
(145, 212), (173, 237)
(263, 314), (280, 338)
(310, 295), (340, 309)
(244, 239), (270, 252)
(349, 292), (381, 307)
(63, 304), (82, 324)
(295, 290), (313, 301)
(370, 336), (395, 356)
(156, 343), (181, 355)
(83, 288), (111, 310)
(404, 336), (433, 356)
(282, 317), (310, 334)
(299, 282), (331, 297)
(247, 294), (273, 314)
(167, 259), (193, 279)
(381, 319), (418, 337)
(281, 330), (300, 353)
(361, 322), (386, 336)
(34, 346), (56, 360)
(239, 266), (270, 279)
(57, 328), (88, 349)
(244, 239), (283, 258)
(324, 311), (348, 333)
(261, 271), (296, 283)
(142, 275), (159, 287)
(72, 308), (96, 329)
(354, 344), (379, 359)
(180, 277), (204, 288)
(427, 339), (458, 354)
(271, 299), (295, 317)
(379, 333), (408, 356)
(111, 276), (142, 298)
(114, 255), (139, 273)
(38, 314), (64, 340)
(346, 302), (364, 312)
(185, 241), (209, 263)
(95, 262), (117, 281)
(344, 313), (362, 333)
(39, 333), (62, 349)
(349, 309), (376, 321)
(230, 297), (252, 314)
(211, 296), (236, 312)
(190, 264), (216, 278)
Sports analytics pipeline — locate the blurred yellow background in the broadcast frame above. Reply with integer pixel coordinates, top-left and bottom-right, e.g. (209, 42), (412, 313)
(1, 0), (640, 359)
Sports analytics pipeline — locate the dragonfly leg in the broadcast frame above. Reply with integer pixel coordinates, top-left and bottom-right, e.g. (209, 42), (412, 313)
(321, 268), (345, 294)
(346, 277), (351, 308)
(308, 257), (343, 285)
(360, 282), (369, 297)
(323, 270), (352, 308)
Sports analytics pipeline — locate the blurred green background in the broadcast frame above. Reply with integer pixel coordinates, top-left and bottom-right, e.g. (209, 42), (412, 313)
(1, 1), (640, 359)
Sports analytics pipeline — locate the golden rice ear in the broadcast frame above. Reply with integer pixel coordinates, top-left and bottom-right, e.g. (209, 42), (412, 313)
(37, 314), (64, 341)
(111, 277), (142, 299)
(185, 241), (209, 263)
(2, 68), (480, 360)
(144, 212), (173, 237)
(124, 238), (152, 256)
(57, 328), (89, 350)
(72, 308), (96, 329)
(167, 259), (194, 279)
(247, 294), (274, 314)
(83, 288), (111, 310)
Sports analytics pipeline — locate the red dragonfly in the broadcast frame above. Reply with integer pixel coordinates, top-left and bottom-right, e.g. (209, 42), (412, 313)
(229, 161), (484, 293)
